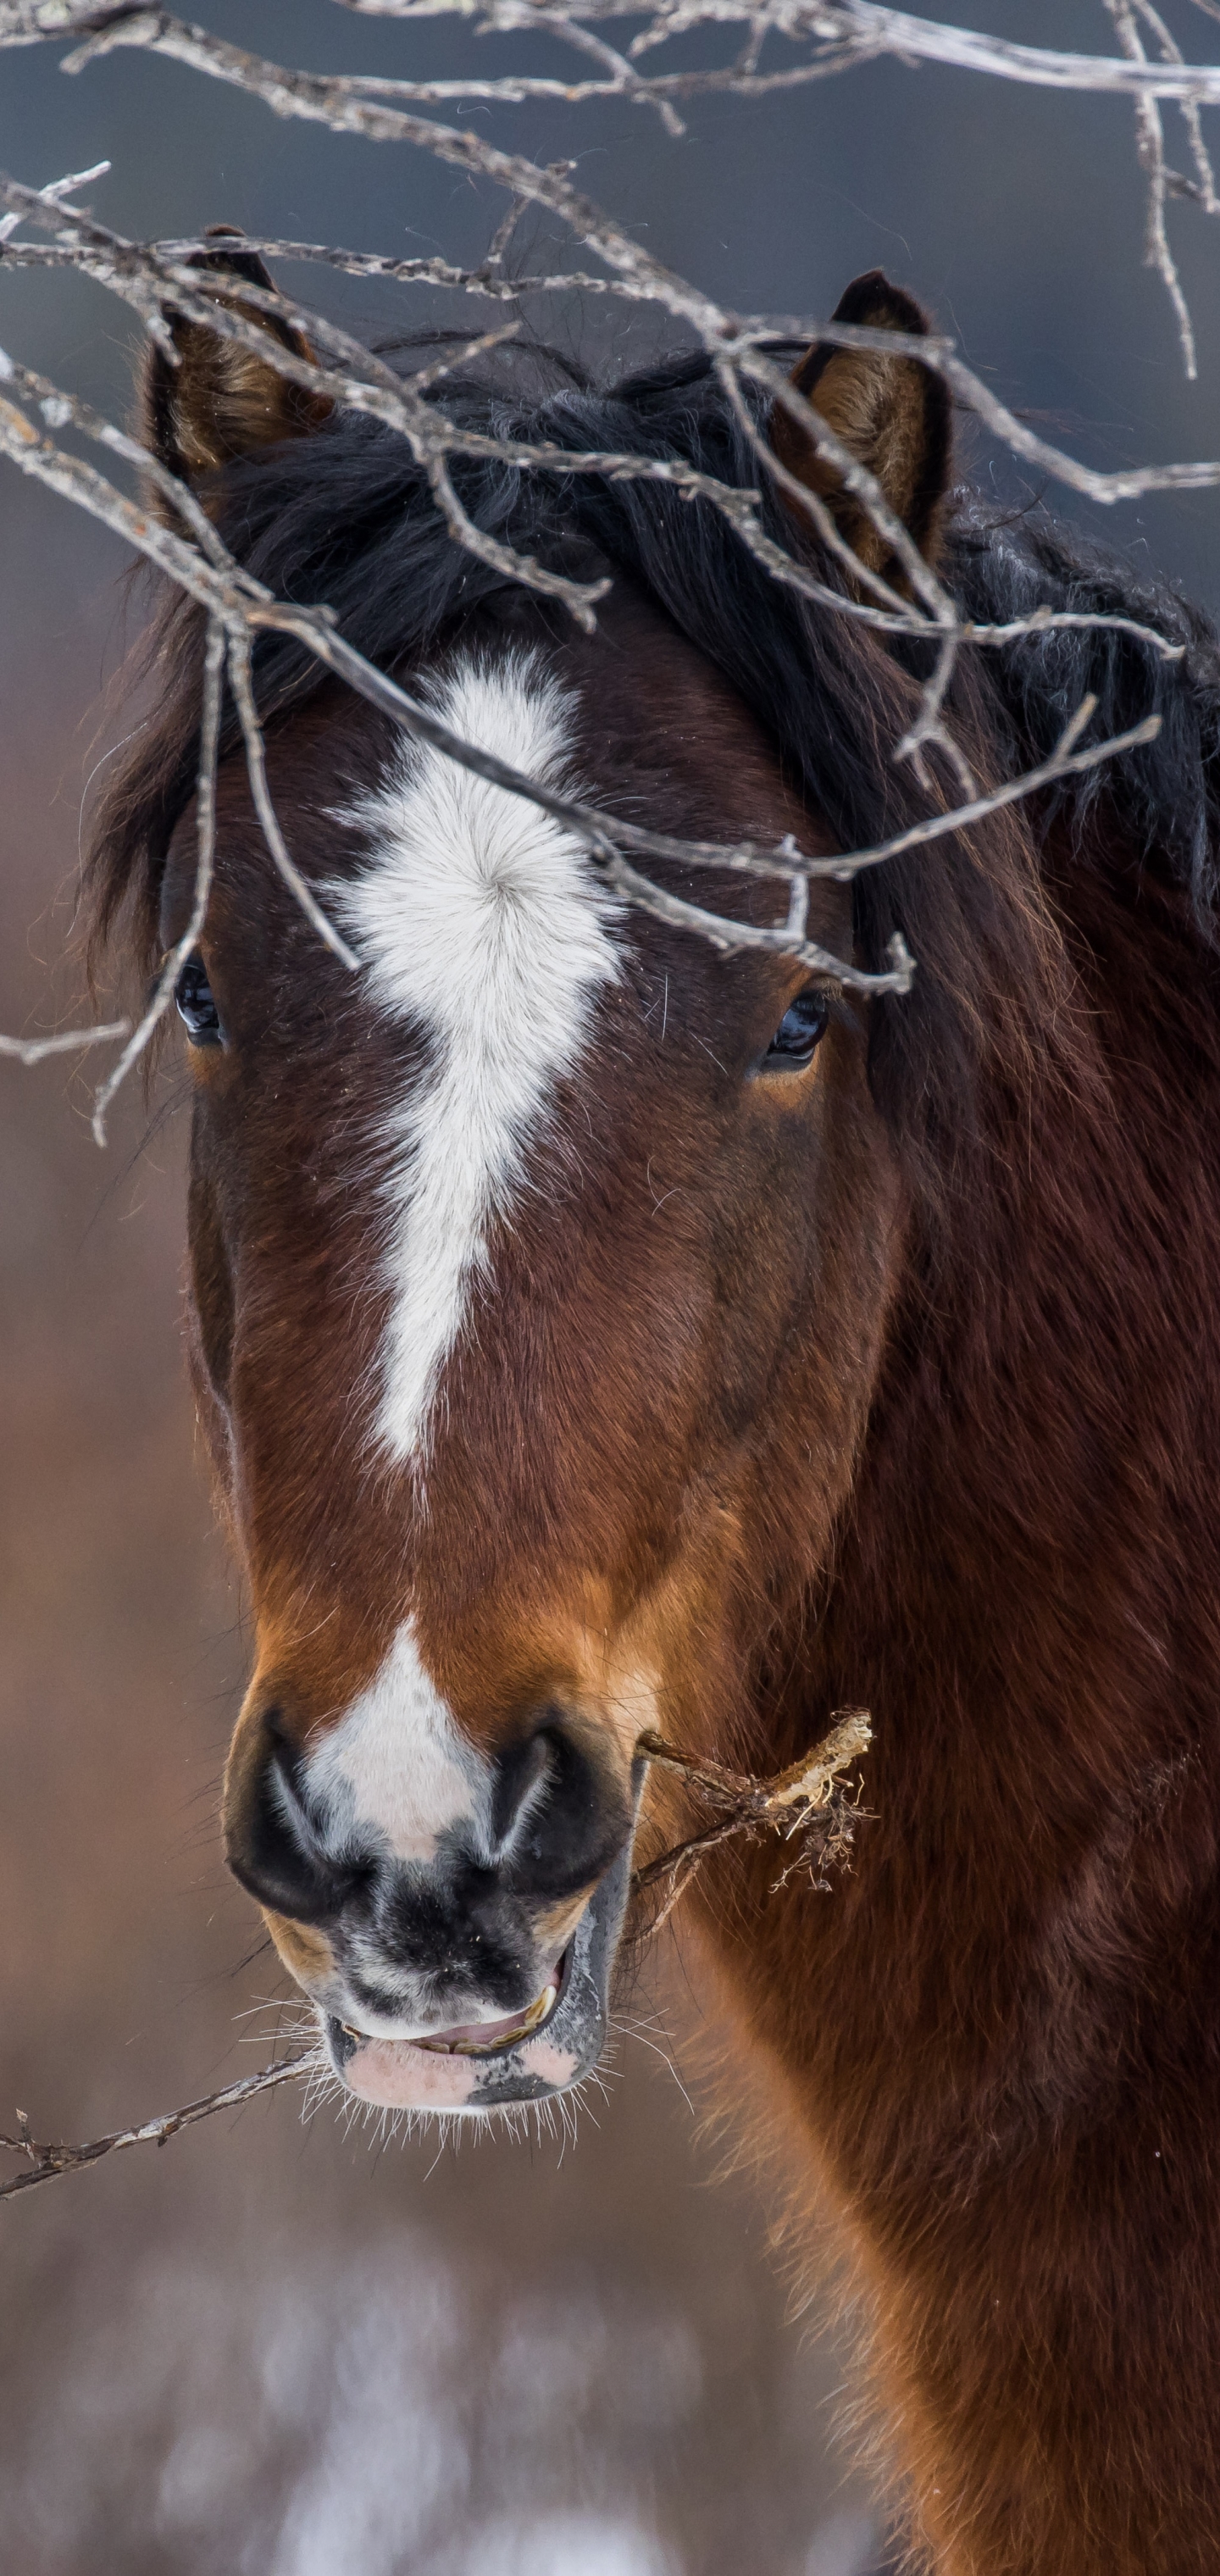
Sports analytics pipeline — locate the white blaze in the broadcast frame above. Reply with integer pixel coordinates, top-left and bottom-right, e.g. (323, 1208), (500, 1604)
(303, 1618), (487, 1865)
(336, 652), (620, 1468)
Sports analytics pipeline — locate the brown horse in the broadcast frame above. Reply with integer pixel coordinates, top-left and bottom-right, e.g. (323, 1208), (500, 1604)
(88, 247), (1220, 2573)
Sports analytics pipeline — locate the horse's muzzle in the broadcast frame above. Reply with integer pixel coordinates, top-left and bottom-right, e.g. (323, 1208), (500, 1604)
(223, 1702), (640, 2111)
(323, 1843), (634, 2111)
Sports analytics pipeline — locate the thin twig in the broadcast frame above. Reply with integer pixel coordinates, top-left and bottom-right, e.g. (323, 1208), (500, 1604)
(1105, 0), (1197, 376)
(1132, 0), (1220, 214)
(225, 629), (360, 974)
(0, 1017), (130, 1063)
(0, 356), (1173, 1102)
(632, 1707), (873, 1929)
(91, 614), (225, 1144)
(0, 2050), (320, 2204)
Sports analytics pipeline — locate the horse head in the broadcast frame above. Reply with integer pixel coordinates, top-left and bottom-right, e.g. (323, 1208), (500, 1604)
(119, 254), (954, 2114)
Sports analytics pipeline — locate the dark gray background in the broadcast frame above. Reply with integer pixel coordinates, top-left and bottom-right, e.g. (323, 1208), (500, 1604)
(2, 9), (1218, 2573)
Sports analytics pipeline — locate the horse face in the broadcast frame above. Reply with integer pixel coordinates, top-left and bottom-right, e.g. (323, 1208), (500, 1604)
(168, 594), (902, 2111)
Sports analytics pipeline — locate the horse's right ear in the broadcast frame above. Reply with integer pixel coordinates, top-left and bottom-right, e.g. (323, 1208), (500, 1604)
(138, 225), (331, 515)
(771, 269), (951, 584)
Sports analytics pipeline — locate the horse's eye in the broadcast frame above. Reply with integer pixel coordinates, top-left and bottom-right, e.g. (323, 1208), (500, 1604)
(175, 954), (224, 1046)
(763, 985), (829, 1068)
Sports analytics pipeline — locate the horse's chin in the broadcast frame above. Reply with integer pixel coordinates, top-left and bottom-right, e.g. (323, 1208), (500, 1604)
(319, 1845), (634, 2114)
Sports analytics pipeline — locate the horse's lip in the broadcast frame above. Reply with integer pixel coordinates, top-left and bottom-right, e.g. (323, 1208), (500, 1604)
(322, 1835), (637, 2108)
(341, 1956), (567, 2060)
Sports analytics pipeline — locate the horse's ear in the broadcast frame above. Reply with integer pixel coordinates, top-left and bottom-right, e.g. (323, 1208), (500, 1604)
(138, 225), (331, 514)
(771, 269), (951, 580)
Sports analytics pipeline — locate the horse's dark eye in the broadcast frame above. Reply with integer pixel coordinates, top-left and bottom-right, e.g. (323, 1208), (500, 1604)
(175, 954), (223, 1046)
(763, 985), (830, 1068)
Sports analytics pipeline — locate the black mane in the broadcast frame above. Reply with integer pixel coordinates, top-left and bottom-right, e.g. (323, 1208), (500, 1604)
(194, 341), (1220, 897)
(947, 503), (1220, 914)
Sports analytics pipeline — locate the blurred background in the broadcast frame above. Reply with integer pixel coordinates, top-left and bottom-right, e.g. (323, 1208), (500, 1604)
(3, 6), (1220, 2570)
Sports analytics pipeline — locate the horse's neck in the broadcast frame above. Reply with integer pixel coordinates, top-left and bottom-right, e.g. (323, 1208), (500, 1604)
(831, 848), (1218, 1917)
(713, 851), (1220, 2573)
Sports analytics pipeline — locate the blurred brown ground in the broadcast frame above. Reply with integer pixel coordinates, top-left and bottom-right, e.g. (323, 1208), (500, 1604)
(0, 482), (880, 2576)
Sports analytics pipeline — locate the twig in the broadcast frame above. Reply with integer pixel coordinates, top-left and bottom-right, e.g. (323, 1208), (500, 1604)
(8, 180), (1219, 549)
(19, 3), (1220, 108)
(0, 150), (107, 240)
(2, 107), (1209, 826)
(0, 355), (1173, 1089)
(225, 630), (360, 975)
(90, 614), (225, 1145)
(632, 1707), (873, 1929)
(1134, 0), (1220, 214)
(0, 2050), (320, 2204)
(14, 204), (1220, 514)
(0, 1016), (130, 1063)
(1105, 0), (1198, 377)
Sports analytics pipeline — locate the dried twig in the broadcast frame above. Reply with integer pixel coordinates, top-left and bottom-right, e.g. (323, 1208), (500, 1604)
(89, 615), (225, 1144)
(0, 1018), (130, 1064)
(0, 2051), (320, 2205)
(12, 2), (1220, 108)
(6, 5), (1220, 383)
(13, 197), (1220, 516)
(224, 628), (361, 977)
(632, 1707), (873, 1929)
(1105, 0), (1200, 377)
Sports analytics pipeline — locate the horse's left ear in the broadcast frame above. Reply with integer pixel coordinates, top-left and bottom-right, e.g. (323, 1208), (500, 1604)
(138, 225), (331, 515)
(771, 269), (951, 580)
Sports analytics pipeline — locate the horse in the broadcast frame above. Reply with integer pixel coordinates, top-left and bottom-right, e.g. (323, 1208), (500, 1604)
(85, 241), (1220, 2574)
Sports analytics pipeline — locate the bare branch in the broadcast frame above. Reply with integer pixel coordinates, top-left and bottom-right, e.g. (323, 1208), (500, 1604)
(1104, 0), (1199, 376)
(0, 1018), (130, 1064)
(0, 5), (112, 49)
(225, 630), (361, 974)
(10, 175), (1220, 524)
(90, 615), (225, 1143)
(10, 158), (1189, 787)
(29, 1), (1220, 395)
(0, 348), (1178, 1080)
(27, 1), (1220, 109)
(0, 341), (236, 569)
(1134, 0), (1220, 211)
(0, 2050), (319, 2204)
(0, 151), (108, 240)
(632, 1707), (874, 1928)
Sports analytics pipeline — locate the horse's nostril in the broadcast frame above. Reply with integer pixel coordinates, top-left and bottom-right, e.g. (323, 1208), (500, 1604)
(493, 1713), (633, 1900)
(491, 1725), (552, 1847)
(225, 1715), (351, 1923)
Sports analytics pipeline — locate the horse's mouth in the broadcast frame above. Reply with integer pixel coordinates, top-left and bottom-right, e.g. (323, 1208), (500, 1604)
(332, 1955), (565, 2064)
(413, 1957), (565, 2056)
(320, 1843), (633, 2114)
